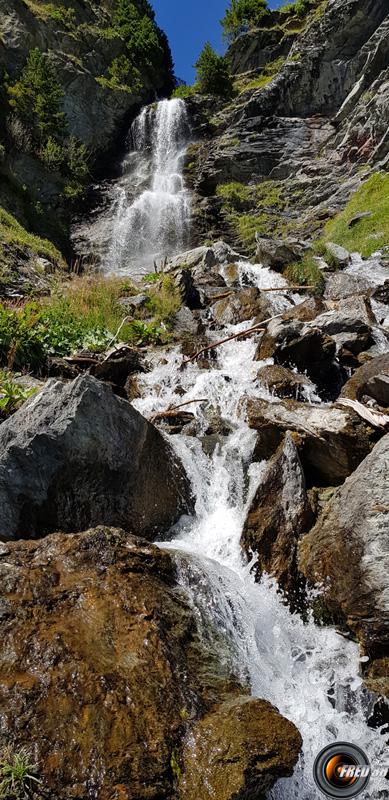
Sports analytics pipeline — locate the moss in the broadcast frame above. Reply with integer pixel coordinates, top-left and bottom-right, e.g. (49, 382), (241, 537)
(170, 749), (182, 780)
(283, 255), (325, 295)
(216, 182), (252, 211)
(324, 172), (389, 258)
(234, 56), (286, 94)
(0, 205), (65, 267)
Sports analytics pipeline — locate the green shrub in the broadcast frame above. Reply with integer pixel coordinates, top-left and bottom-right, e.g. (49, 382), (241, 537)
(8, 49), (66, 145)
(40, 135), (64, 172)
(323, 173), (389, 258)
(0, 370), (38, 418)
(284, 256), (324, 295)
(216, 182), (252, 211)
(146, 275), (182, 323)
(221, 0), (270, 42)
(234, 56), (286, 93)
(172, 84), (196, 99)
(0, 205), (65, 267)
(195, 42), (233, 98)
(25, 2), (76, 27)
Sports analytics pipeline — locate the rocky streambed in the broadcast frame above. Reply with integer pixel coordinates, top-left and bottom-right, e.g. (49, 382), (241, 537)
(0, 240), (388, 799)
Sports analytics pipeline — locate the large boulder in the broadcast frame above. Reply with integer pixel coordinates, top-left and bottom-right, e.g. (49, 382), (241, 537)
(255, 235), (306, 271)
(179, 696), (302, 800)
(241, 434), (314, 602)
(0, 375), (193, 541)
(307, 296), (375, 356)
(256, 364), (315, 401)
(299, 434), (389, 661)
(0, 527), (302, 800)
(246, 397), (376, 486)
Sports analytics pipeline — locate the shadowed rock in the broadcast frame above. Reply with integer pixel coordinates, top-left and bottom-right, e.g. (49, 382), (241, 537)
(0, 375), (193, 541)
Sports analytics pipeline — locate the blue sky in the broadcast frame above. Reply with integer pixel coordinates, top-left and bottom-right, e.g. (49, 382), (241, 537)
(153, 0), (285, 83)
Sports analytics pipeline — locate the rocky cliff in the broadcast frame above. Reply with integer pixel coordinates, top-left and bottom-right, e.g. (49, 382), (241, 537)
(185, 0), (389, 254)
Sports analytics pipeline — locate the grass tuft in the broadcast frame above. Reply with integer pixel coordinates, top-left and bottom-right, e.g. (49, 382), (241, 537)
(323, 173), (389, 258)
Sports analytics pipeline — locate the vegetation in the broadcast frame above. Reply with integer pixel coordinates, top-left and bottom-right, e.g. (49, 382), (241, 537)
(323, 173), (389, 258)
(194, 43), (233, 98)
(0, 273), (183, 371)
(110, 0), (174, 92)
(284, 255), (325, 295)
(234, 56), (286, 93)
(0, 205), (65, 270)
(172, 84), (196, 100)
(279, 0), (320, 17)
(221, 0), (270, 42)
(7, 49), (89, 199)
(0, 748), (40, 799)
(217, 180), (290, 252)
(24, 2), (76, 28)
(0, 371), (38, 419)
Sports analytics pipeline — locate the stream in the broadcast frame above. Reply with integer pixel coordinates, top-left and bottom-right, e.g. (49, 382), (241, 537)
(99, 99), (387, 798)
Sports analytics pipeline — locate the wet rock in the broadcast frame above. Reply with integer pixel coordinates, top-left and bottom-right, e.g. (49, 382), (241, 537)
(324, 272), (366, 300)
(299, 433), (389, 662)
(172, 306), (204, 336)
(256, 364), (315, 401)
(213, 287), (272, 326)
(255, 235), (307, 271)
(241, 433), (314, 602)
(166, 241), (238, 277)
(325, 242), (351, 269)
(179, 696), (302, 800)
(181, 336), (217, 370)
(365, 375), (389, 408)
(308, 296), (375, 356)
(92, 346), (146, 388)
(341, 353), (389, 404)
(221, 263), (240, 286)
(256, 318), (342, 400)
(0, 527), (302, 800)
(247, 397), (376, 486)
(0, 375), (193, 541)
(283, 296), (325, 323)
(174, 267), (202, 309)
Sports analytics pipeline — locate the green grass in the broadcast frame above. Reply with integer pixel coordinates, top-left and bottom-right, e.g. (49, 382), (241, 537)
(0, 206), (65, 267)
(324, 173), (389, 257)
(24, 1), (76, 28)
(234, 56), (286, 94)
(217, 180), (289, 252)
(0, 747), (40, 799)
(284, 255), (325, 295)
(0, 274), (180, 371)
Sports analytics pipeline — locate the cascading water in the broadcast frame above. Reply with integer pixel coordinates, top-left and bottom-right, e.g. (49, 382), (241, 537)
(133, 260), (388, 799)
(74, 99), (191, 275)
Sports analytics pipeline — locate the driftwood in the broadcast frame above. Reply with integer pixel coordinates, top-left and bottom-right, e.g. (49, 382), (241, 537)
(261, 284), (316, 292)
(149, 398), (207, 423)
(337, 398), (389, 428)
(183, 311), (286, 365)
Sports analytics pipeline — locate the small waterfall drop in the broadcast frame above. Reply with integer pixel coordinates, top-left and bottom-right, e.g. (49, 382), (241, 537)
(76, 98), (191, 275)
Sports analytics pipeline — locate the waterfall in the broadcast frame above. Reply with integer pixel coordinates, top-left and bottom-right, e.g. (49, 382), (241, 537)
(132, 261), (388, 799)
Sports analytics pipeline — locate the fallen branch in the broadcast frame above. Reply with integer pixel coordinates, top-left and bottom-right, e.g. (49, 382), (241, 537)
(183, 311), (286, 364)
(337, 398), (389, 428)
(150, 398), (207, 423)
(106, 316), (133, 352)
(261, 285), (316, 292)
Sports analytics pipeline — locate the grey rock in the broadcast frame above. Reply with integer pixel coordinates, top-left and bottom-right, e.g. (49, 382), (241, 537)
(256, 364), (315, 401)
(212, 287), (272, 326)
(247, 396), (376, 485)
(325, 242), (351, 268)
(365, 374), (389, 408)
(341, 353), (389, 401)
(255, 235), (307, 271)
(0, 375), (193, 541)
(300, 433), (389, 656)
(172, 306), (203, 335)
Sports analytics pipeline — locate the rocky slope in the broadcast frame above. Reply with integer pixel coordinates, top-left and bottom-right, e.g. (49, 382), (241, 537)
(185, 0), (389, 253)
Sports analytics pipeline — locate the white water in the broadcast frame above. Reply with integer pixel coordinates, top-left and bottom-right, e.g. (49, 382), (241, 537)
(74, 99), (191, 275)
(133, 260), (388, 798)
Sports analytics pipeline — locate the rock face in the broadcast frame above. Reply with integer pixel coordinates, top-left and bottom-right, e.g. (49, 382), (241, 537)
(299, 434), (389, 661)
(0, 375), (193, 541)
(0, 527), (302, 800)
(241, 434), (313, 601)
(341, 353), (389, 404)
(247, 397), (376, 486)
(179, 696), (302, 800)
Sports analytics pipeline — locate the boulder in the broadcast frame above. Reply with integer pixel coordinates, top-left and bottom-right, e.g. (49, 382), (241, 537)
(166, 241), (238, 277)
(213, 287), (272, 326)
(247, 397), (376, 486)
(179, 696), (302, 800)
(299, 434), (389, 661)
(341, 353), (389, 404)
(255, 235), (306, 271)
(307, 296), (375, 356)
(255, 318), (342, 400)
(0, 375), (193, 541)
(0, 527), (302, 800)
(241, 434), (314, 601)
(325, 242), (351, 269)
(172, 306), (204, 336)
(256, 364), (315, 401)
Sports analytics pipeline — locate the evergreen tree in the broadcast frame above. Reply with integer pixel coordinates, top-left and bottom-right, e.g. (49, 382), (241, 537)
(221, 0), (269, 42)
(195, 43), (233, 98)
(8, 49), (66, 144)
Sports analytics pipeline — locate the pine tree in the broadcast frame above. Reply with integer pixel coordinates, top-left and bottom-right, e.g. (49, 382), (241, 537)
(8, 49), (66, 144)
(221, 0), (269, 42)
(195, 43), (233, 98)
